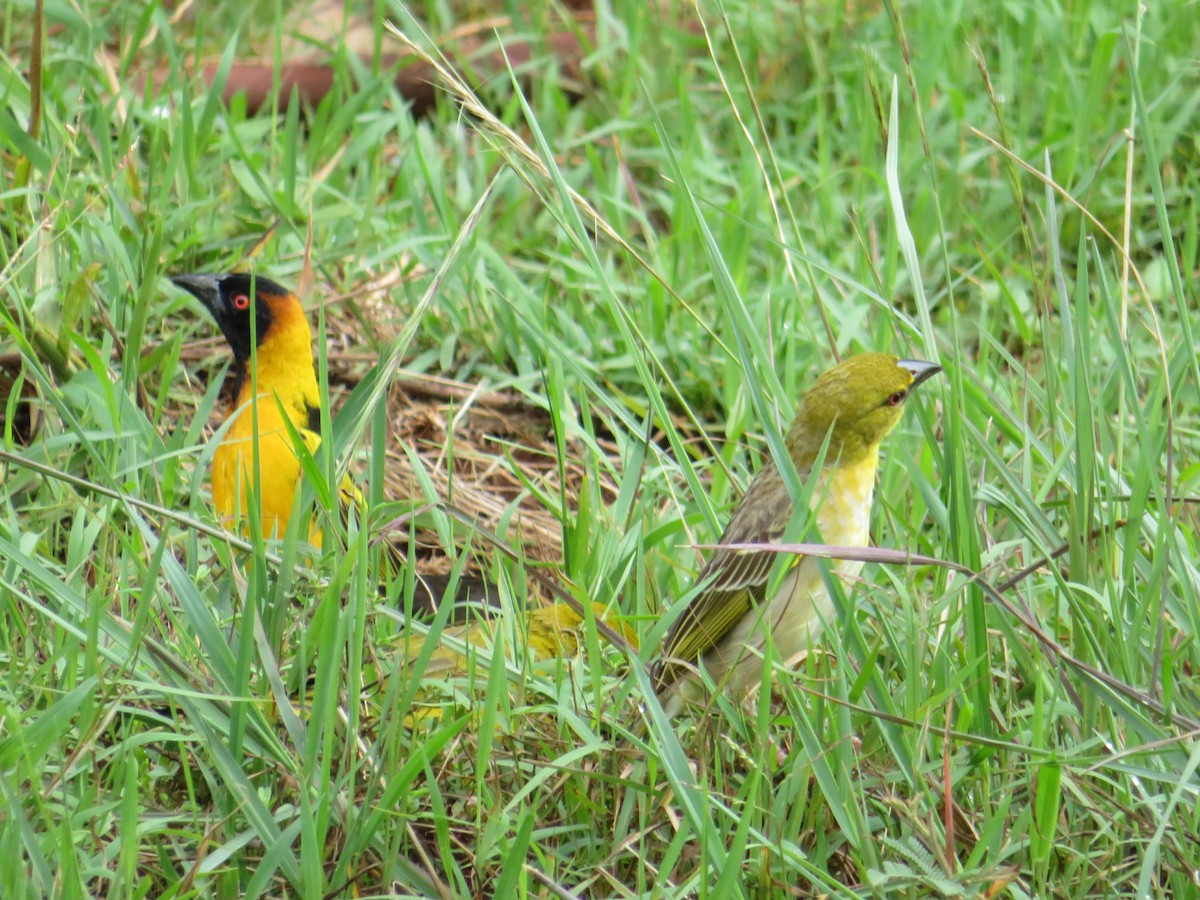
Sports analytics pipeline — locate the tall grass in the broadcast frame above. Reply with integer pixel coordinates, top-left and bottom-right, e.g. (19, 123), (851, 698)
(1, 0), (1198, 896)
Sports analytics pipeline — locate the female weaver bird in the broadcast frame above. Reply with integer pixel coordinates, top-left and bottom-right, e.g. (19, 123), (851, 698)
(172, 272), (629, 659)
(654, 353), (940, 716)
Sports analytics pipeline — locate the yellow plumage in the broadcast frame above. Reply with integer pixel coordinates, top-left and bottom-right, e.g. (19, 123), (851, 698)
(210, 290), (325, 536)
(655, 353), (940, 715)
(693, 449), (880, 704)
(408, 600), (639, 679)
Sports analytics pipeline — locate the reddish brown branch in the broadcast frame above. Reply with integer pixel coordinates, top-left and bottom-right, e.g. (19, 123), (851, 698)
(151, 29), (592, 118)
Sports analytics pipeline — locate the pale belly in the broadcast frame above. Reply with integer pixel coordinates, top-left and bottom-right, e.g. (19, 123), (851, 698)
(706, 461), (876, 699)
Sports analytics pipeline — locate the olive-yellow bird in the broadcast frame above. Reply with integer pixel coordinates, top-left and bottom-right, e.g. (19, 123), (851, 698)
(654, 353), (940, 716)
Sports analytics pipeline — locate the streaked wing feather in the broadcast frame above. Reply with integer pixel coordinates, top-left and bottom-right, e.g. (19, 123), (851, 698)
(656, 461), (808, 687)
(659, 547), (784, 658)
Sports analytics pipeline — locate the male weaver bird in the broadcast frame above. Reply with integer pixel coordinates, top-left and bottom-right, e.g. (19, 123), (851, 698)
(654, 353), (940, 716)
(172, 272), (628, 659)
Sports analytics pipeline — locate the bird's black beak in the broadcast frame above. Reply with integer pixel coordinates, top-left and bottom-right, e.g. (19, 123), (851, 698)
(170, 274), (223, 314)
(897, 359), (942, 390)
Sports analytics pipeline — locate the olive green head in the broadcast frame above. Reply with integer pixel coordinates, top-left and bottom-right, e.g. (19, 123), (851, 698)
(786, 353), (941, 467)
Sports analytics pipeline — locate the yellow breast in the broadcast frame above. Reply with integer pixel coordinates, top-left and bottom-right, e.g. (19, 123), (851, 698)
(710, 447), (881, 697)
(212, 391), (318, 537)
(814, 447), (878, 564)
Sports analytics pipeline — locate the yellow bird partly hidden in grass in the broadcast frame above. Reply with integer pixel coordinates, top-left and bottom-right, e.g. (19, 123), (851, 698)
(654, 353), (940, 716)
(171, 272), (628, 666)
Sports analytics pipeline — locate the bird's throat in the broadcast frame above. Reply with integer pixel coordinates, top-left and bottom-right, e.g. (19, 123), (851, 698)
(232, 311), (320, 422)
(813, 448), (879, 551)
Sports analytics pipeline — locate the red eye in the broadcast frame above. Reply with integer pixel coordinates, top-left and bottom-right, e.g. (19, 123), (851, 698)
(888, 391), (906, 406)
(232, 294), (250, 311)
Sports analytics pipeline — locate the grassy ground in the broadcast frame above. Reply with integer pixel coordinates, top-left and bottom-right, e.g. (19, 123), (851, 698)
(3, 0), (1199, 897)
